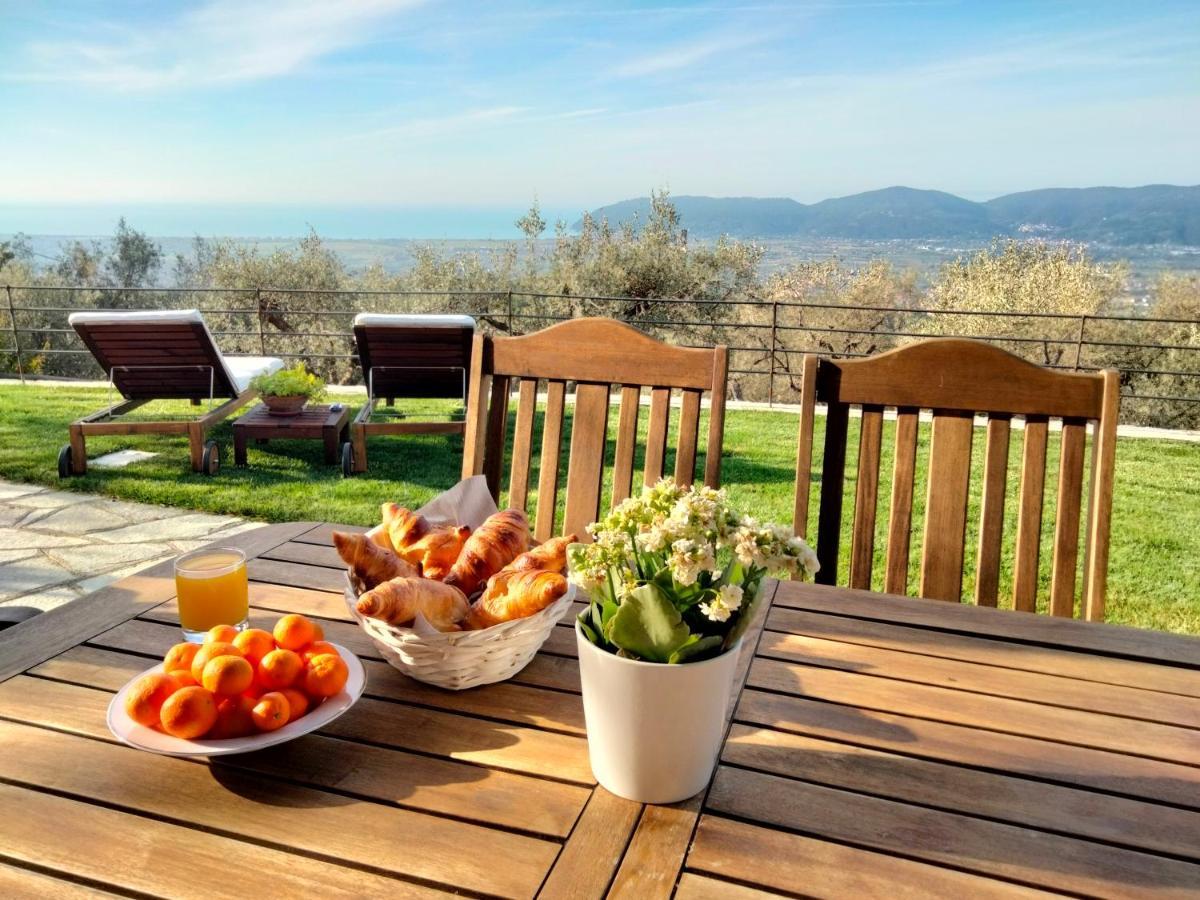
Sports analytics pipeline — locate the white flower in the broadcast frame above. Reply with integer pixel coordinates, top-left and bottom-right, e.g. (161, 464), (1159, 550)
(718, 583), (744, 612)
(699, 598), (732, 622)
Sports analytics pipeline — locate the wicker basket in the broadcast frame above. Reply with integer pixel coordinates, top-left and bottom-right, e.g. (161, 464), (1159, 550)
(344, 572), (575, 690)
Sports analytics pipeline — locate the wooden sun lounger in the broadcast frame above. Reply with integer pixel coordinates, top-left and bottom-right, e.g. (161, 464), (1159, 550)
(63, 310), (283, 476)
(343, 313), (475, 476)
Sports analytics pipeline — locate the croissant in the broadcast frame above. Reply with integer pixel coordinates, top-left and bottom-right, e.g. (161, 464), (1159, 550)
(404, 525), (472, 580)
(465, 569), (569, 630)
(443, 509), (530, 597)
(333, 531), (415, 589)
(356, 577), (469, 632)
(381, 503), (431, 552)
(501, 534), (578, 576)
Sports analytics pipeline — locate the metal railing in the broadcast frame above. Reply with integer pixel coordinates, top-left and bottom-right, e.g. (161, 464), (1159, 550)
(2, 285), (1198, 426)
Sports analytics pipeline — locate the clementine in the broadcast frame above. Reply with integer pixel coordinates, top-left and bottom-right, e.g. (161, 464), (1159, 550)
(205, 624), (241, 644)
(163, 642), (199, 675)
(201, 655), (254, 696)
(190, 641), (243, 681)
(232, 627), (275, 668)
(279, 687), (310, 722)
(124, 672), (181, 728)
(160, 686), (218, 739)
(311, 620), (325, 641)
(257, 648), (302, 690)
(210, 695), (257, 739)
(273, 614), (317, 651)
(299, 640), (338, 665)
(251, 692), (290, 732)
(303, 652), (349, 699)
(172, 670), (199, 688)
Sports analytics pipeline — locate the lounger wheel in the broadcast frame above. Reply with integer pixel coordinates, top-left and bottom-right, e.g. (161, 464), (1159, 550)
(341, 442), (355, 478)
(57, 445), (74, 478)
(202, 441), (221, 476)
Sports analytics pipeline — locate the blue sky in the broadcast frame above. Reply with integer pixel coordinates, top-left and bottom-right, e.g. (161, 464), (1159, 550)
(1, 0), (1198, 221)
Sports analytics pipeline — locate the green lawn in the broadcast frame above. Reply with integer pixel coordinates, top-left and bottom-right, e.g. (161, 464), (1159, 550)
(1, 383), (1197, 635)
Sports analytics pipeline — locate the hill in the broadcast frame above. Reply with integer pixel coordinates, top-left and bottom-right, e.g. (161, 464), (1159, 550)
(582, 184), (1200, 244)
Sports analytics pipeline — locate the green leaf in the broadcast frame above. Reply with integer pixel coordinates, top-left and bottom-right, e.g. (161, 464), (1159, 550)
(669, 634), (724, 664)
(724, 581), (764, 649)
(606, 583), (693, 663)
(576, 611), (600, 645)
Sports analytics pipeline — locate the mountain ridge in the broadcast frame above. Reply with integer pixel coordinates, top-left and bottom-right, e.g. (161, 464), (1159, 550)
(581, 185), (1200, 245)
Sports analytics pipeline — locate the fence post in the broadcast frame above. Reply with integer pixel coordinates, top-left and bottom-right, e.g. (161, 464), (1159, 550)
(768, 300), (778, 407)
(5, 285), (23, 384)
(507, 290), (514, 334)
(255, 288), (266, 356)
(1073, 314), (1088, 370)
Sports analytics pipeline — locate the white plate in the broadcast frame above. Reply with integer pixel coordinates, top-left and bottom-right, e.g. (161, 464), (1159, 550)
(106, 643), (366, 757)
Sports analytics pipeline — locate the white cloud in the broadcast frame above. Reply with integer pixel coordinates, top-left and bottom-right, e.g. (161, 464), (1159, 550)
(610, 32), (764, 79)
(11, 0), (426, 91)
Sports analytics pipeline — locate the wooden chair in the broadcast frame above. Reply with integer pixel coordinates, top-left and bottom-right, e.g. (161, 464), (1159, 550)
(65, 310), (283, 476)
(343, 313), (475, 476)
(794, 338), (1119, 620)
(461, 318), (729, 541)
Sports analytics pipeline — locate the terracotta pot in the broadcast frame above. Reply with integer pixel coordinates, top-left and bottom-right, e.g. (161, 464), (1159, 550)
(262, 394), (307, 417)
(576, 623), (740, 803)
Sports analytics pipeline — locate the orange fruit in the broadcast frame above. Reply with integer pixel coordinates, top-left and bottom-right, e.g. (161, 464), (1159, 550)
(172, 670), (199, 688)
(279, 688), (310, 723)
(160, 686), (218, 739)
(311, 620), (325, 641)
(303, 653), (348, 699)
(190, 641), (243, 682)
(211, 695), (257, 739)
(124, 672), (181, 728)
(205, 624), (241, 644)
(232, 628), (275, 668)
(163, 642), (199, 675)
(251, 692), (290, 732)
(273, 614), (317, 651)
(257, 648), (302, 690)
(299, 640), (338, 665)
(201, 655), (253, 696)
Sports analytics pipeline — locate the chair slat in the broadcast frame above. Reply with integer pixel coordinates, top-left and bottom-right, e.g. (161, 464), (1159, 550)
(793, 356), (819, 540)
(1084, 371), (1120, 621)
(674, 389), (702, 486)
(974, 414), (1012, 608)
(482, 376), (510, 499)
(507, 378), (538, 514)
(644, 388), (671, 487)
(919, 410), (974, 602)
(1050, 418), (1088, 617)
(883, 407), (919, 595)
(1013, 415), (1050, 612)
(815, 401), (850, 585)
(611, 386), (641, 507)
(849, 405), (884, 590)
(704, 347), (729, 488)
(460, 334), (490, 482)
(563, 383), (612, 540)
(535, 381), (566, 542)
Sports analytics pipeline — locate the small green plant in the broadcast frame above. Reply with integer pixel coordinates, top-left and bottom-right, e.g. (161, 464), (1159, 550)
(250, 364), (326, 401)
(569, 479), (818, 664)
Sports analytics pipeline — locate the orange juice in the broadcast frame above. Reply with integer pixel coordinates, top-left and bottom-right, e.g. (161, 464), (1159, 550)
(175, 549), (248, 640)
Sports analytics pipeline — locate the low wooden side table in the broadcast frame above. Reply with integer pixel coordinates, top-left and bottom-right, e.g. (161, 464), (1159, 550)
(233, 403), (351, 466)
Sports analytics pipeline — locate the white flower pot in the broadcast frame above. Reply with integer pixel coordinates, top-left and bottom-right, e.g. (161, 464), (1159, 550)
(575, 623), (741, 804)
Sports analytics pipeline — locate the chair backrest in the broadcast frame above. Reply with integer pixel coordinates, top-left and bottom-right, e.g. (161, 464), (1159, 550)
(462, 318), (729, 542)
(352, 314), (475, 401)
(794, 338), (1119, 621)
(69, 310), (240, 399)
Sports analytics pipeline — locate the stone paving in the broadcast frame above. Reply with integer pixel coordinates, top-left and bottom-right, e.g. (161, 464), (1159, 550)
(0, 479), (258, 613)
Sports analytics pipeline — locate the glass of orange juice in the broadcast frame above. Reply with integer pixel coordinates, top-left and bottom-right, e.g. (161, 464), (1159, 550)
(175, 548), (249, 642)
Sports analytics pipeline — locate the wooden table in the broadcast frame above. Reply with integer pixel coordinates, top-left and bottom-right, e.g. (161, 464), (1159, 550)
(1, 522), (1198, 899)
(233, 403), (350, 466)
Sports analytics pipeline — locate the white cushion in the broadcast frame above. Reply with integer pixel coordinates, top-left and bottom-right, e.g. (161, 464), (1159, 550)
(224, 356), (285, 393)
(353, 313), (475, 329)
(68, 309), (283, 395)
(68, 309), (205, 327)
